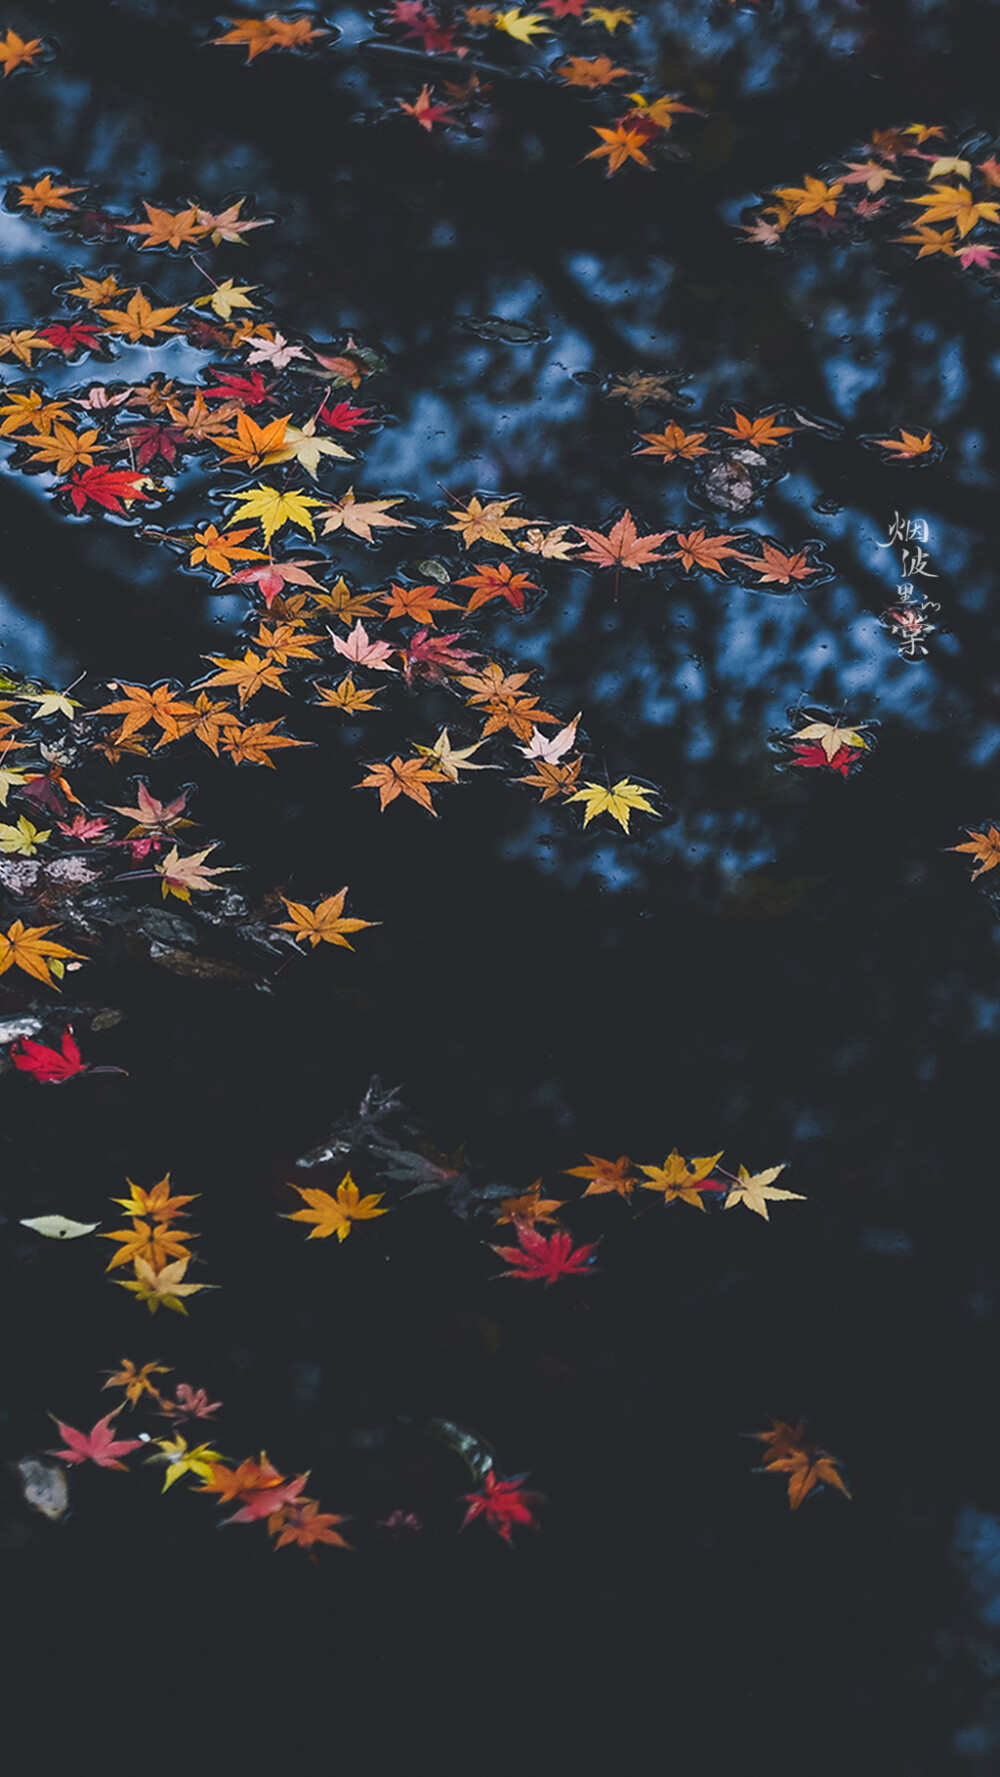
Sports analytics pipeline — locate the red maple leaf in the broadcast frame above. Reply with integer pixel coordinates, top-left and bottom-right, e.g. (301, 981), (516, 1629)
(38, 321), (105, 357)
(60, 464), (152, 514)
(204, 368), (272, 407)
(48, 1412), (143, 1470)
(319, 400), (376, 432)
(11, 1026), (88, 1082)
(790, 740), (860, 777)
(460, 1467), (545, 1544)
(490, 1216), (599, 1284)
(402, 627), (480, 685)
(123, 421), (186, 468)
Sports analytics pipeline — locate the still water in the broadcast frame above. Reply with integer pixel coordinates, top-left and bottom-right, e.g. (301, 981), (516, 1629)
(3, 1), (1000, 1766)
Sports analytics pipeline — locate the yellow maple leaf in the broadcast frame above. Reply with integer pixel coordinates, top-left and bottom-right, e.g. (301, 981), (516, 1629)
(567, 777), (659, 833)
(284, 1172), (388, 1242)
(227, 484), (323, 543)
(276, 888), (377, 949)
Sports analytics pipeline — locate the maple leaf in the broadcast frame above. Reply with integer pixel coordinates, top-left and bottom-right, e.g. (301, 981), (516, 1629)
(0, 27), (44, 74)
(635, 423), (709, 461)
(193, 279), (258, 321)
(356, 755), (448, 813)
(668, 528), (742, 576)
(556, 54), (629, 86)
(895, 223), (957, 258)
(909, 183), (1000, 236)
(585, 123), (654, 175)
(226, 559), (327, 608)
(319, 399), (376, 432)
(518, 757), (582, 801)
(586, 2), (632, 22)
(401, 628), (479, 685)
(398, 84), (456, 131)
(574, 510), (671, 570)
(196, 200), (273, 246)
(0, 388), (75, 436)
(61, 464), (153, 514)
(948, 826), (1000, 880)
(188, 524), (268, 574)
(414, 728), (496, 780)
(149, 1434), (225, 1491)
(567, 778), (659, 833)
(48, 1413), (143, 1471)
(199, 649), (288, 705)
(116, 1255), (210, 1314)
(57, 813), (111, 842)
(767, 1448), (852, 1509)
(108, 781), (194, 841)
(790, 741), (858, 777)
(11, 1027), (89, 1083)
(155, 843), (235, 901)
(0, 815), (50, 855)
(957, 242), (999, 269)
(792, 720), (866, 761)
(245, 331), (308, 368)
(221, 720), (308, 767)
(97, 290), (183, 342)
(723, 1163), (805, 1220)
(445, 495), (528, 549)
(866, 428), (936, 461)
(518, 524), (581, 559)
(839, 159), (902, 193)
(254, 621), (321, 666)
(517, 714), (581, 762)
(750, 1420), (851, 1508)
(98, 681), (196, 741)
(15, 175), (82, 214)
(460, 1467), (545, 1544)
(0, 329), (47, 366)
(111, 1175), (198, 1222)
(564, 1152), (636, 1197)
(314, 675), (383, 714)
(285, 1172), (388, 1242)
(276, 889), (377, 949)
(380, 582), (462, 625)
(718, 409), (796, 446)
(495, 1180), (566, 1226)
(101, 1219), (195, 1274)
(0, 920), (83, 987)
(737, 541), (823, 586)
(103, 1359), (171, 1408)
(457, 560), (539, 613)
(639, 1150), (725, 1209)
(280, 420), (354, 476)
(212, 410), (293, 468)
(118, 203), (209, 250)
(159, 1384), (222, 1422)
(212, 15), (328, 57)
(772, 176), (844, 217)
(317, 488), (414, 542)
(270, 1499), (352, 1550)
(227, 484), (323, 542)
(491, 1217), (599, 1283)
(492, 7), (551, 39)
(331, 620), (398, 672)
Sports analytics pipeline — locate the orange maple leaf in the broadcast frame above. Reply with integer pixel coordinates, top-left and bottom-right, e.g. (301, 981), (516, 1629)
(356, 756), (448, 813)
(573, 510), (671, 571)
(563, 1152), (637, 1197)
(668, 527), (742, 575)
(948, 826), (1000, 880)
(867, 428), (936, 460)
(585, 123), (654, 175)
(718, 409), (796, 446)
(634, 423), (709, 461)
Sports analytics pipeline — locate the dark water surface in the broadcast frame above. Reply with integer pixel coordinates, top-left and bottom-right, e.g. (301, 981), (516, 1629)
(4, 1), (1000, 1766)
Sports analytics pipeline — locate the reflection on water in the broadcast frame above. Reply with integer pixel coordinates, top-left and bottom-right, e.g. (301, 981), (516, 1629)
(3, 0), (1000, 1762)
